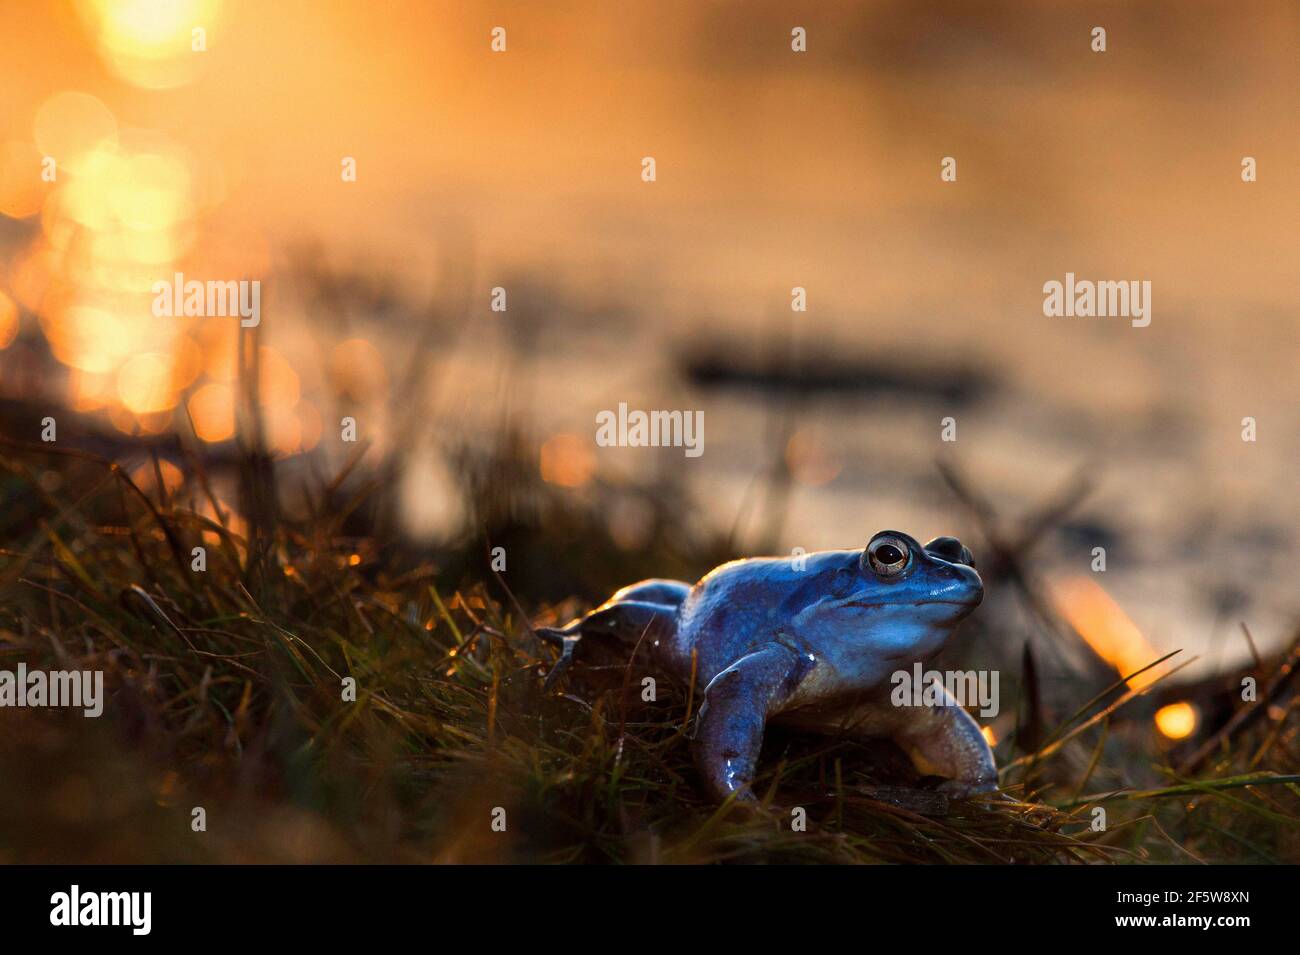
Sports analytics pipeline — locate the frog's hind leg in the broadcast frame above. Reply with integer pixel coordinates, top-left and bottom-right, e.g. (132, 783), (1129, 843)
(794, 689), (998, 800)
(535, 597), (679, 691)
(889, 688), (998, 798)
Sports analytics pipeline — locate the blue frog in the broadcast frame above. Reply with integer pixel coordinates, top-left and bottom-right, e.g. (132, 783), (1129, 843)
(538, 531), (998, 804)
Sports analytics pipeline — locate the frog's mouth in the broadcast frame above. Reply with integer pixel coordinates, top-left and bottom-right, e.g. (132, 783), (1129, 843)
(839, 595), (981, 610)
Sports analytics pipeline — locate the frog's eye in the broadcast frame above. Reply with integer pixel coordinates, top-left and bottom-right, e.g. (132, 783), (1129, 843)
(866, 536), (911, 577)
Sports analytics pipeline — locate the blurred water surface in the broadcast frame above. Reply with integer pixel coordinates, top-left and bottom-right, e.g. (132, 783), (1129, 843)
(1, 1), (1297, 672)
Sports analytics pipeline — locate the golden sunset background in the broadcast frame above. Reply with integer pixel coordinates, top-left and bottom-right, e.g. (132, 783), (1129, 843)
(1, 0), (1298, 711)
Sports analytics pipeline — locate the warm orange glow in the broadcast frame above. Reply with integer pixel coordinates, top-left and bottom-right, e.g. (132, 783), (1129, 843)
(24, 86), (200, 433)
(42, 303), (132, 374)
(130, 459), (183, 495)
(8, 247), (56, 313)
(257, 346), (301, 408)
(329, 338), (389, 401)
(32, 92), (118, 174)
(297, 401), (323, 452)
(107, 401), (139, 435)
(109, 147), (195, 232)
(0, 142), (50, 219)
(980, 726), (997, 746)
(785, 428), (842, 486)
(135, 409), (172, 434)
(347, 554), (362, 567)
(68, 368), (114, 411)
(197, 496), (246, 547)
(170, 336), (203, 391)
(96, 0), (199, 47)
(200, 323), (238, 381)
(1051, 577), (1162, 689)
(1155, 702), (1198, 740)
(0, 290), (17, 349)
(80, 0), (222, 90)
(187, 382), (234, 442)
(47, 136), (196, 273)
(261, 403), (301, 458)
(117, 351), (178, 413)
(539, 433), (595, 488)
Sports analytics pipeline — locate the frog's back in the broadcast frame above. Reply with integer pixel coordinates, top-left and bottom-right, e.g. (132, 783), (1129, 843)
(674, 551), (854, 679)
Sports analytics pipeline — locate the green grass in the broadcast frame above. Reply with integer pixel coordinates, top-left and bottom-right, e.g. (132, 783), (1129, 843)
(0, 432), (1296, 864)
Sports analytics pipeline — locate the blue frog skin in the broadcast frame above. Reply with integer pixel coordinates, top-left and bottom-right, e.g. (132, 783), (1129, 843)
(538, 531), (998, 804)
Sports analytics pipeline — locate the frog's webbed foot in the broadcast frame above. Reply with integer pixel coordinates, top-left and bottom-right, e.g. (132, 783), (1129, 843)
(892, 689), (999, 800)
(934, 777), (999, 801)
(538, 630), (581, 693)
(691, 643), (810, 804)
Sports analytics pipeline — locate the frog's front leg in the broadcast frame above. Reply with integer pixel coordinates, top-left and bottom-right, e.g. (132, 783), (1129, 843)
(890, 687), (998, 798)
(692, 643), (810, 804)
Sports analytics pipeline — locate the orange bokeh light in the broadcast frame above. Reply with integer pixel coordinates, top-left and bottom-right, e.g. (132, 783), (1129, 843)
(78, 0), (222, 90)
(329, 337), (389, 401)
(0, 290), (18, 349)
(117, 351), (178, 414)
(539, 433), (596, 488)
(187, 381), (234, 442)
(256, 345), (300, 408)
(32, 92), (118, 175)
(0, 142), (51, 219)
(785, 427), (842, 487)
(1050, 577), (1162, 689)
(1154, 702), (1198, 740)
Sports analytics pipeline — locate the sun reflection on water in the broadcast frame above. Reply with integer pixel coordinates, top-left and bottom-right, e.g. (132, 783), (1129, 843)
(78, 0), (222, 89)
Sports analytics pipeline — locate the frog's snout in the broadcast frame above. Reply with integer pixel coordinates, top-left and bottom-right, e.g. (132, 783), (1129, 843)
(954, 562), (984, 606)
(923, 536), (983, 608)
(923, 536), (975, 568)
